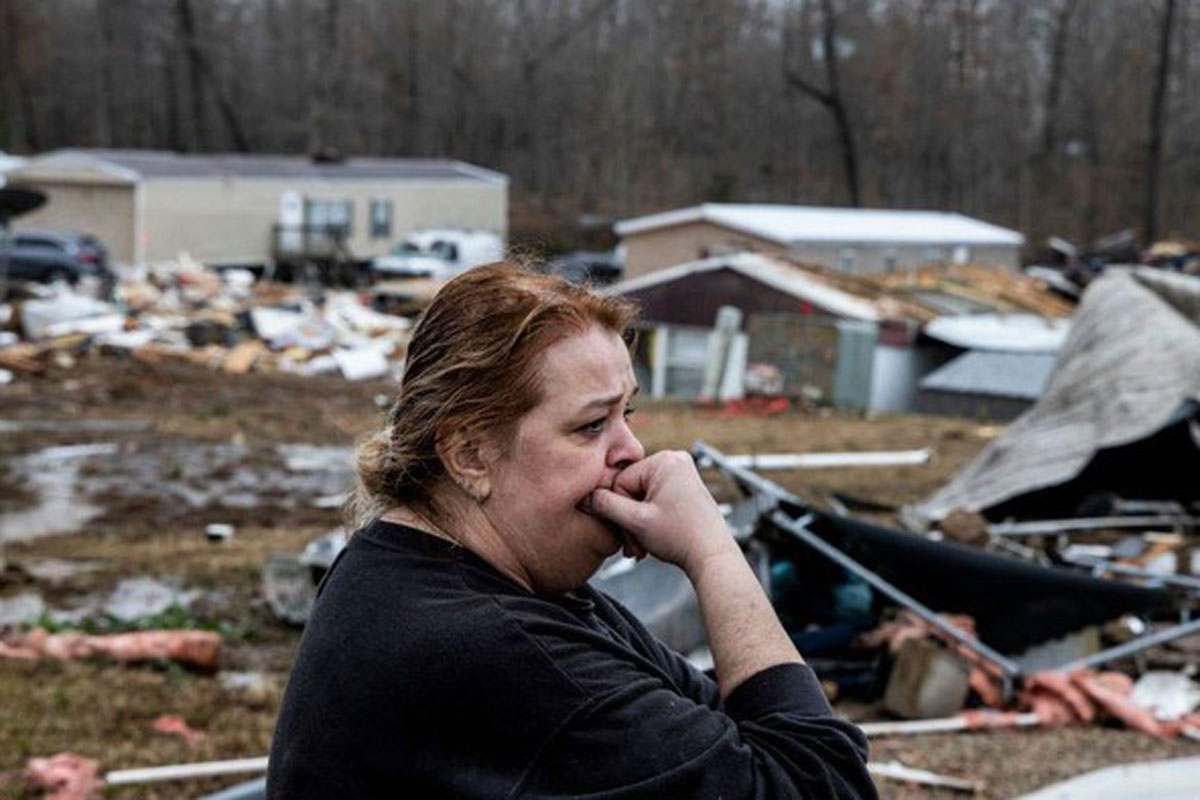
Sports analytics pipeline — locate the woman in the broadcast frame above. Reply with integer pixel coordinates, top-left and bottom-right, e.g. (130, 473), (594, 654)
(268, 264), (875, 799)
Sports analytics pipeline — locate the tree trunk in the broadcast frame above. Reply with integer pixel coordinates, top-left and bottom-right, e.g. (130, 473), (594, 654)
(784, 0), (861, 206)
(94, 0), (116, 146)
(176, 0), (207, 150)
(1145, 0), (1176, 244)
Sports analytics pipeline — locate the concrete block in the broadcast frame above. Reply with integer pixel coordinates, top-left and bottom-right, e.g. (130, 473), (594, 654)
(883, 638), (971, 719)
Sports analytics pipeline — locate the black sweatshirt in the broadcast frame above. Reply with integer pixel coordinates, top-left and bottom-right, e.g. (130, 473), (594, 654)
(267, 520), (876, 799)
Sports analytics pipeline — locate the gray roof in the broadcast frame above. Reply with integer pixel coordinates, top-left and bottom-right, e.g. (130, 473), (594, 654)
(919, 351), (1057, 400)
(37, 149), (506, 183)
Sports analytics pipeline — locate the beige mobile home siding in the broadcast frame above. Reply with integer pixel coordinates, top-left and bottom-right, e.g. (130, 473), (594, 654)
(622, 221), (1021, 278)
(785, 243), (1020, 273)
(12, 182), (136, 264)
(140, 178), (506, 264)
(622, 221), (784, 279)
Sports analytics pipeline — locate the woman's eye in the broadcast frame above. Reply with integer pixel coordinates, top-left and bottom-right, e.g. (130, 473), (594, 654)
(579, 418), (606, 435)
(623, 406), (637, 419)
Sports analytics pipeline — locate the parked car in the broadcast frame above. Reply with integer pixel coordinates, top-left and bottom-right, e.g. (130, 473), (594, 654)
(371, 228), (504, 280)
(0, 229), (115, 295)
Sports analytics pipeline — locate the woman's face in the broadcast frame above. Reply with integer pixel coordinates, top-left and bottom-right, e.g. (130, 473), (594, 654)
(482, 325), (644, 594)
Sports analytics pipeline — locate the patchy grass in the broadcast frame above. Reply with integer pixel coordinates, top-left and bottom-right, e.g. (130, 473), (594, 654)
(0, 659), (279, 799)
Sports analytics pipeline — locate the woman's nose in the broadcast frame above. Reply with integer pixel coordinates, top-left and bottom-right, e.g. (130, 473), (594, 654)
(608, 419), (645, 471)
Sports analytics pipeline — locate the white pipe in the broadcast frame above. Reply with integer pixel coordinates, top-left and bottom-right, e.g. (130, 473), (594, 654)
(105, 756), (269, 786)
(722, 448), (931, 470)
(869, 761), (980, 793)
(858, 712), (1039, 737)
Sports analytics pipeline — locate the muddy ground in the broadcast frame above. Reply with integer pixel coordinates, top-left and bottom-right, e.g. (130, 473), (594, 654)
(0, 355), (1196, 798)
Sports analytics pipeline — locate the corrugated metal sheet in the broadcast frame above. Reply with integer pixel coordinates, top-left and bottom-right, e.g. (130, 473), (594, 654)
(912, 268), (1200, 524)
(919, 351), (1058, 399)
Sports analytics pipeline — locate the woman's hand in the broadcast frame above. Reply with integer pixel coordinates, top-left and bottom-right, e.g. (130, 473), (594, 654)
(585, 451), (737, 576)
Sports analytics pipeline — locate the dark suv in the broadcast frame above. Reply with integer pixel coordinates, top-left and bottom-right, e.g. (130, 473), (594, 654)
(0, 229), (115, 295)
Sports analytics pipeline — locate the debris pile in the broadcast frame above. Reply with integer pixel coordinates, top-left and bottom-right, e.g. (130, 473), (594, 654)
(0, 628), (222, 671)
(0, 260), (416, 383)
(686, 438), (1200, 758)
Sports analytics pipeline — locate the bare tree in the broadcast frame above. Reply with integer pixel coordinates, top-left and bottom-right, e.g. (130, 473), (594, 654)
(784, 0), (861, 206)
(1145, 0), (1177, 243)
(6, 0), (1200, 250)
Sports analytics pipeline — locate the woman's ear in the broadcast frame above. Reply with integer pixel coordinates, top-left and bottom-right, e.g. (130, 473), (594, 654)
(437, 428), (496, 503)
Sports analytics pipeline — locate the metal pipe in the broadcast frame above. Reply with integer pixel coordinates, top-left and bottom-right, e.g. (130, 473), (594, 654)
(723, 449), (931, 470)
(1059, 552), (1200, 592)
(988, 515), (1199, 537)
(106, 756), (269, 786)
(768, 509), (1023, 678)
(1052, 616), (1200, 672)
(694, 440), (1023, 681)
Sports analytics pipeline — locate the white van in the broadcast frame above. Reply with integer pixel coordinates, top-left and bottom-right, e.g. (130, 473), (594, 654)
(371, 228), (504, 280)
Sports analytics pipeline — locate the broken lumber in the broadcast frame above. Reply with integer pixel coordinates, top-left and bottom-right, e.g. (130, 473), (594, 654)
(222, 339), (265, 374)
(0, 628), (221, 671)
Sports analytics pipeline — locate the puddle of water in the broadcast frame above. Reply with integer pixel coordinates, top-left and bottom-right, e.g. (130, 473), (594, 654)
(0, 419), (151, 434)
(19, 558), (105, 585)
(276, 444), (353, 473)
(0, 439), (357, 541)
(104, 577), (200, 622)
(0, 591), (46, 627)
(0, 444), (115, 542)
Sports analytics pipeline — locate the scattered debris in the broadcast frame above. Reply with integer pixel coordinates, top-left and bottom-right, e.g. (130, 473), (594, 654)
(262, 554), (318, 626)
(19, 292), (121, 340)
(298, 528), (348, 577)
(331, 343), (391, 381)
(205, 523), (235, 543)
(694, 438), (1200, 742)
(218, 671), (280, 707)
(0, 628), (221, 671)
(882, 638), (971, 719)
(24, 752), (102, 800)
(262, 529), (349, 625)
(1130, 672), (1200, 722)
(911, 268), (1200, 529)
(151, 715), (203, 745)
(868, 759), (982, 794)
(2, 263), (416, 385)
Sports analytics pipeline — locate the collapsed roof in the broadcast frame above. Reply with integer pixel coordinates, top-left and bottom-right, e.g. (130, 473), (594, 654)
(609, 253), (1073, 326)
(911, 268), (1200, 525)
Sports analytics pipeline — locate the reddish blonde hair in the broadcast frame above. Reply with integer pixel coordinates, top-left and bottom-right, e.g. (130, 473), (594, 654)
(348, 262), (637, 526)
